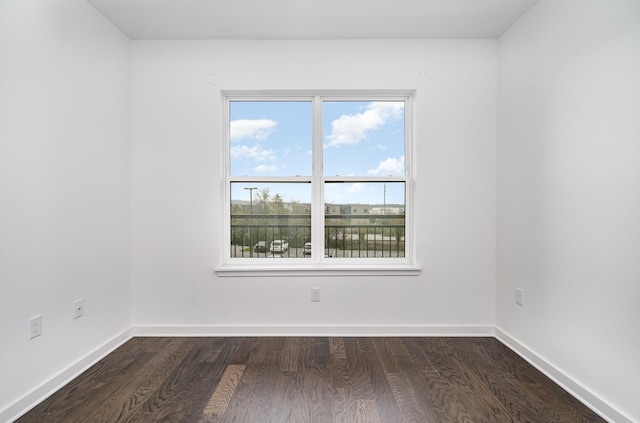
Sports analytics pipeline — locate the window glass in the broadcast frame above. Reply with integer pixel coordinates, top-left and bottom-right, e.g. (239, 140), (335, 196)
(324, 182), (405, 258)
(230, 182), (311, 258)
(323, 101), (405, 177)
(230, 101), (312, 176)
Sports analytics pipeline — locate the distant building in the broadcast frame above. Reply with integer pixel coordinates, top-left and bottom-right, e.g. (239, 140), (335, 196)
(325, 204), (342, 215)
(341, 204), (370, 215)
(369, 206), (404, 215)
(325, 204), (372, 215)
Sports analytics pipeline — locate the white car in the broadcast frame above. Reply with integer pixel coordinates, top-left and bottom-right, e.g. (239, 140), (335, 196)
(270, 240), (289, 254)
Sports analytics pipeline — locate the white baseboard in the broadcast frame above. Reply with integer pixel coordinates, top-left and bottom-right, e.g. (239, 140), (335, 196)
(133, 324), (495, 337)
(495, 327), (633, 423)
(1, 328), (133, 423)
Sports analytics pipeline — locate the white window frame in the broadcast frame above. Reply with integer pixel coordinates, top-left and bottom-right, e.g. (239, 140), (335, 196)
(216, 90), (420, 276)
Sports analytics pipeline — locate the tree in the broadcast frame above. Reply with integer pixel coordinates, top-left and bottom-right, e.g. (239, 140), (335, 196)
(256, 187), (271, 213)
(271, 193), (286, 215)
(289, 199), (305, 214)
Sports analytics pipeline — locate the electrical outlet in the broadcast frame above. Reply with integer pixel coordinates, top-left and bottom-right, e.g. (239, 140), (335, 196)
(311, 287), (321, 302)
(515, 288), (524, 306)
(29, 315), (42, 339)
(74, 299), (83, 319)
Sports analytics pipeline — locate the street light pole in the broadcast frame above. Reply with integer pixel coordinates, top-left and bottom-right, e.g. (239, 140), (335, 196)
(244, 187), (258, 256)
(383, 182), (387, 215)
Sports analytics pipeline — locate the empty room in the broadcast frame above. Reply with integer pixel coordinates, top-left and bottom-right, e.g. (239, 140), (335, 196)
(1, 0), (638, 422)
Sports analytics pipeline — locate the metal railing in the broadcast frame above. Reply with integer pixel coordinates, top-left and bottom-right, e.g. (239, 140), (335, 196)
(230, 214), (405, 258)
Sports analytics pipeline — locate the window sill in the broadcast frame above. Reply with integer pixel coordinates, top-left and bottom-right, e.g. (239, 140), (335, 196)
(215, 263), (421, 277)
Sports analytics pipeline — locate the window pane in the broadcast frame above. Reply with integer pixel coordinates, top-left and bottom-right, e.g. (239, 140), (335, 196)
(230, 182), (311, 258)
(230, 101), (312, 176)
(324, 182), (405, 258)
(323, 101), (405, 177)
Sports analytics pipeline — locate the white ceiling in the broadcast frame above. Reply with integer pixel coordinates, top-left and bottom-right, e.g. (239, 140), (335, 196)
(86, 0), (538, 40)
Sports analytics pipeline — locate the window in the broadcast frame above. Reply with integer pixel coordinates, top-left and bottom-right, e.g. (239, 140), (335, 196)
(220, 91), (418, 275)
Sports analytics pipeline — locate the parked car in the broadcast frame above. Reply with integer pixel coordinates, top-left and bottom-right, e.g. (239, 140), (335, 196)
(254, 241), (267, 253)
(303, 242), (312, 256)
(270, 240), (289, 254)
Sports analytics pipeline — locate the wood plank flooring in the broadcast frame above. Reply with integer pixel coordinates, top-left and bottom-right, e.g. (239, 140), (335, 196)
(16, 337), (606, 423)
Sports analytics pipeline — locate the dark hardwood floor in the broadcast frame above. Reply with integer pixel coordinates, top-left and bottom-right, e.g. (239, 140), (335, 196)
(16, 337), (605, 423)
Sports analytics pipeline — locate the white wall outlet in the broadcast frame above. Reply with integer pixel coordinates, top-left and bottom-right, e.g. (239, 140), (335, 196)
(515, 288), (524, 306)
(74, 299), (83, 319)
(29, 315), (43, 339)
(311, 287), (321, 302)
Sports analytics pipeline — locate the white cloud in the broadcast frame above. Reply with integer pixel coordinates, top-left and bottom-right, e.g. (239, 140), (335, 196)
(254, 164), (279, 172)
(325, 102), (403, 148)
(347, 183), (366, 193)
(230, 145), (276, 162)
(230, 119), (277, 141)
(367, 156), (405, 176)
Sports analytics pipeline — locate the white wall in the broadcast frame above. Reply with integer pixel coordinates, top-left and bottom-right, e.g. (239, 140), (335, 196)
(0, 0), (132, 419)
(497, 1), (640, 421)
(131, 40), (497, 332)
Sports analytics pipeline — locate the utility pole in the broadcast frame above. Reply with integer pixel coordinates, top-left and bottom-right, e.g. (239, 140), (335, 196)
(383, 182), (387, 215)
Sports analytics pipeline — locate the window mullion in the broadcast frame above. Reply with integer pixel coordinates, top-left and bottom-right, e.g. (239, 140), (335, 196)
(322, 176), (408, 182)
(312, 95), (324, 263)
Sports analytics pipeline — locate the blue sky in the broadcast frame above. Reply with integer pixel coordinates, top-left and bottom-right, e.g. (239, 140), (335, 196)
(230, 100), (405, 205)
(230, 101), (312, 176)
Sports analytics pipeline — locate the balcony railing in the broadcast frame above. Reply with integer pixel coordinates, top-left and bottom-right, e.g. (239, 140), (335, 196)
(230, 214), (405, 258)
